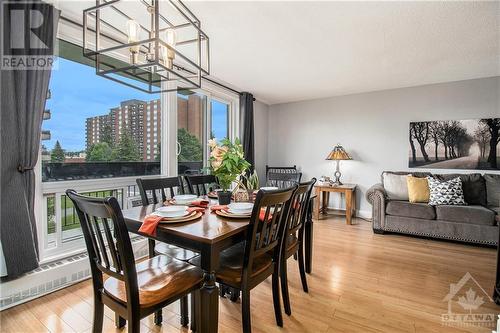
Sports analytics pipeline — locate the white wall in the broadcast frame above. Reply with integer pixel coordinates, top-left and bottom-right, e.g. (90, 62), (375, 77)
(268, 77), (500, 218)
(254, 100), (270, 183)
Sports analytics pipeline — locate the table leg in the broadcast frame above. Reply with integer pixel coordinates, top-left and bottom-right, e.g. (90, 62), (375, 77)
(345, 190), (352, 225)
(199, 271), (219, 333)
(305, 197), (313, 274)
(313, 188), (321, 220)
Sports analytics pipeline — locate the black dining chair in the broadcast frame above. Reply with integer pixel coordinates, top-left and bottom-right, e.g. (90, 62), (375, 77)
(279, 178), (316, 316)
(266, 165), (298, 176)
(189, 186), (298, 333)
(185, 174), (219, 196)
(266, 171), (302, 188)
(66, 189), (203, 333)
(136, 176), (198, 326)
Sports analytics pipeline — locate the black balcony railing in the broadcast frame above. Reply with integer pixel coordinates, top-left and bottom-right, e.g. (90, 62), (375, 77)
(42, 161), (204, 182)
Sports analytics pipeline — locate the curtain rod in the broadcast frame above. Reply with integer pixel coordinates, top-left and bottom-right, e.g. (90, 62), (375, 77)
(59, 15), (255, 101)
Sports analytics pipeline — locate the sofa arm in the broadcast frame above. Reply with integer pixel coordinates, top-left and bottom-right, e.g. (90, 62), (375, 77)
(366, 183), (386, 231)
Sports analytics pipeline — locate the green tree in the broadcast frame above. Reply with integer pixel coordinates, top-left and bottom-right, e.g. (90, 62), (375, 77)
(86, 142), (113, 162)
(51, 140), (65, 162)
(101, 124), (114, 147)
(112, 130), (141, 161)
(178, 128), (202, 162)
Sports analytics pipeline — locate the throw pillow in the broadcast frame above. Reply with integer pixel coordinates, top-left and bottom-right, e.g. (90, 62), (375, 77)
(383, 172), (411, 200)
(434, 173), (486, 206)
(427, 176), (466, 206)
(484, 174), (500, 208)
(407, 176), (430, 203)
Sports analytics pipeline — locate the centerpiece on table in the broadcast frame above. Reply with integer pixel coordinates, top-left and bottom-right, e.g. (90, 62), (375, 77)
(208, 138), (250, 205)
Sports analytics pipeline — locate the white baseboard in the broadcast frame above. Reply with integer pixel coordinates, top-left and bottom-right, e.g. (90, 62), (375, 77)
(324, 206), (372, 221)
(0, 237), (149, 311)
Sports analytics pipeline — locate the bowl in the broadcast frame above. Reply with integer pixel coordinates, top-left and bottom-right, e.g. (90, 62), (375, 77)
(173, 194), (198, 205)
(228, 202), (254, 214)
(156, 205), (189, 218)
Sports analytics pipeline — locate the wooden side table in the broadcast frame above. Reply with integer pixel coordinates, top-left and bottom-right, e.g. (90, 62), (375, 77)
(313, 184), (357, 224)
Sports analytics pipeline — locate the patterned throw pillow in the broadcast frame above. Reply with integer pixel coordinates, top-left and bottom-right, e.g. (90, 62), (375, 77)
(427, 176), (466, 206)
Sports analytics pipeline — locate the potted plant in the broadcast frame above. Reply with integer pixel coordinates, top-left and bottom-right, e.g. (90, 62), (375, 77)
(233, 170), (260, 202)
(208, 138), (250, 205)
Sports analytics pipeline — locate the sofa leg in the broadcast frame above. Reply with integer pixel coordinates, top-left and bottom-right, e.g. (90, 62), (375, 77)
(373, 229), (385, 235)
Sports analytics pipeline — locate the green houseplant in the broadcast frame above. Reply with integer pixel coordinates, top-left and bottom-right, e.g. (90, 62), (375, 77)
(208, 138), (251, 204)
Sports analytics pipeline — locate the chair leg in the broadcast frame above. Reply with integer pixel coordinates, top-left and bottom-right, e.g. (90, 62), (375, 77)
(127, 312), (141, 333)
(153, 309), (162, 326)
(241, 290), (252, 333)
(280, 257), (292, 316)
(298, 241), (309, 293)
(180, 296), (189, 327)
(191, 291), (200, 332)
(92, 298), (104, 333)
(272, 268), (283, 327)
(115, 313), (126, 329)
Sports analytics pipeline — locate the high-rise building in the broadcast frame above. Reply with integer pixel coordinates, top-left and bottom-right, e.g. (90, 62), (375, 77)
(85, 95), (203, 161)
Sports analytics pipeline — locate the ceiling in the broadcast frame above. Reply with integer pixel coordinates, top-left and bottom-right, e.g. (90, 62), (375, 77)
(54, 1), (499, 105)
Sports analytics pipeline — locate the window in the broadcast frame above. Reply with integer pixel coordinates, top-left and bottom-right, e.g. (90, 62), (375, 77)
(211, 99), (230, 141)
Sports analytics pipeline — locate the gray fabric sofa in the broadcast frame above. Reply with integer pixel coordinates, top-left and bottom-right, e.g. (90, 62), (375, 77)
(366, 172), (500, 246)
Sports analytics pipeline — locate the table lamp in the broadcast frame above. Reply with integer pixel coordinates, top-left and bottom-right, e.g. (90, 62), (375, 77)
(326, 144), (352, 186)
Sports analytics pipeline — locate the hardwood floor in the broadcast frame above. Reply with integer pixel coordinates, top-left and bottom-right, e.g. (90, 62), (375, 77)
(1, 216), (498, 333)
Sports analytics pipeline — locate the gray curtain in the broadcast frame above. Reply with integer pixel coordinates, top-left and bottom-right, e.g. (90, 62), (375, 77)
(240, 92), (255, 172)
(0, 2), (59, 279)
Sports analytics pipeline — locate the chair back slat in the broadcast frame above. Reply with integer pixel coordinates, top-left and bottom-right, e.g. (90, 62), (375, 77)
(66, 189), (139, 303)
(266, 165), (297, 175)
(185, 174), (218, 196)
(136, 177), (184, 205)
(242, 186), (297, 281)
(266, 171), (302, 189)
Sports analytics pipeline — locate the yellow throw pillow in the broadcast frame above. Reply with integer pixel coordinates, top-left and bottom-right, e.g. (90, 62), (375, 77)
(407, 176), (430, 203)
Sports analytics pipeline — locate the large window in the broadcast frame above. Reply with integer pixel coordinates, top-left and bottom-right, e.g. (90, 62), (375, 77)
(39, 40), (238, 262)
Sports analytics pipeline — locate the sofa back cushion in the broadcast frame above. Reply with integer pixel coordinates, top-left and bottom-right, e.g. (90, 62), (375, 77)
(484, 174), (500, 208)
(433, 173), (486, 206)
(382, 172), (411, 200)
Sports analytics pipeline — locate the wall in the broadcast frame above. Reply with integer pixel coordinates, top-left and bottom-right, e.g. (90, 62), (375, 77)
(254, 100), (270, 183)
(268, 77), (500, 218)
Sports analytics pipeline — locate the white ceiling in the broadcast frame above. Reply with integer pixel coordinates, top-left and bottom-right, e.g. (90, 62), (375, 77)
(54, 1), (500, 105)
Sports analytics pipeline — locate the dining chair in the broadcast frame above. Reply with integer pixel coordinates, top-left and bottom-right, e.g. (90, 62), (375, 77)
(66, 189), (203, 333)
(185, 174), (218, 196)
(279, 178), (317, 316)
(136, 176), (198, 326)
(266, 165), (297, 176)
(189, 185), (298, 333)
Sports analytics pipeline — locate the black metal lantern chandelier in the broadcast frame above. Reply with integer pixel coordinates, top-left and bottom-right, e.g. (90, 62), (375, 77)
(83, 0), (210, 93)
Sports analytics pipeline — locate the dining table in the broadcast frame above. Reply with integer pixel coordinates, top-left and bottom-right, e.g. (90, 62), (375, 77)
(121, 196), (316, 333)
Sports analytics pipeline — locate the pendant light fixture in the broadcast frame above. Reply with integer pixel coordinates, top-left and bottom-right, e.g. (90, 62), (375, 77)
(83, 0), (210, 93)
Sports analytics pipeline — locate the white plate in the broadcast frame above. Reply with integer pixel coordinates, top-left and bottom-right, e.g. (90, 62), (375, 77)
(173, 194), (198, 205)
(155, 205), (189, 218)
(228, 208), (252, 215)
(260, 186), (279, 191)
(228, 202), (253, 211)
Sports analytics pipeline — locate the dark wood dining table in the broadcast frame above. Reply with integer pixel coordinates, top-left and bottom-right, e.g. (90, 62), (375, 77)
(121, 198), (316, 332)
(122, 203), (250, 333)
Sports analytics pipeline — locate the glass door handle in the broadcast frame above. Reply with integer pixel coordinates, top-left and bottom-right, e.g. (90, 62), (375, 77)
(176, 141), (181, 156)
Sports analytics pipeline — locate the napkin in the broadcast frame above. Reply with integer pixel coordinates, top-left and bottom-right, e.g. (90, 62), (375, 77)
(210, 204), (228, 212)
(191, 199), (209, 208)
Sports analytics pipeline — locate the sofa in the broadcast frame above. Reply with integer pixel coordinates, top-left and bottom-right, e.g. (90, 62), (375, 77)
(366, 172), (500, 246)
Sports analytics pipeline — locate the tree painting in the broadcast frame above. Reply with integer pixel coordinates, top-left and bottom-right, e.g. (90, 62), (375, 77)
(408, 118), (499, 170)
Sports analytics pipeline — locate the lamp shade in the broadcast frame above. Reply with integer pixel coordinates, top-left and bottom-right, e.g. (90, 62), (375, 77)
(326, 144), (352, 160)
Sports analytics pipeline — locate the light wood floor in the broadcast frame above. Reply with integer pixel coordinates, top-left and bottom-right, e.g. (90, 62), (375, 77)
(1, 216), (498, 333)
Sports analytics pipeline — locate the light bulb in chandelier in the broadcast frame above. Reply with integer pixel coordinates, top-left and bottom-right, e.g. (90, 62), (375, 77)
(126, 19), (141, 63)
(160, 29), (176, 69)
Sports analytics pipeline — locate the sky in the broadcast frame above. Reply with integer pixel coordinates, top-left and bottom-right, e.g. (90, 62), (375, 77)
(45, 57), (228, 152)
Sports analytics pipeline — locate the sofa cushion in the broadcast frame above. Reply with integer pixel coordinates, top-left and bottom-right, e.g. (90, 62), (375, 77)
(490, 207), (500, 225)
(407, 176), (430, 203)
(428, 177), (466, 206)
(434, 173), (486, 206)
(435, 205), (496, 226)
(382, 172), (411, 200)
(386, 200), (436, 220)
(484, 174), (500, 208)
